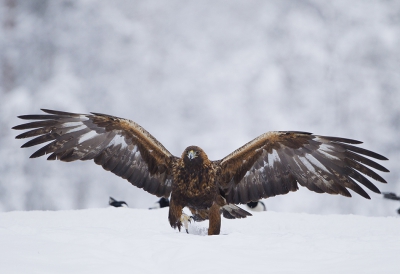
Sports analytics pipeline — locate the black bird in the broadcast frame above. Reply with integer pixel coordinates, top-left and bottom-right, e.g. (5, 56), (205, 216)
(382, 192), (400, 214)
(246, 201), (267, 212)
(382, 192), (400, 201)
(149, 197), (170, 209)
(109, 197), (128, 208)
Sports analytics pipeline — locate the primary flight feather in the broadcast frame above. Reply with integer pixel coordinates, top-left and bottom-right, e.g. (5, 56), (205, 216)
(13, 109), (389, 235)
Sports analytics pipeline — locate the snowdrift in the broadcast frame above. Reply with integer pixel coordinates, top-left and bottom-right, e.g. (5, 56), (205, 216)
(1, 208), (399, 273)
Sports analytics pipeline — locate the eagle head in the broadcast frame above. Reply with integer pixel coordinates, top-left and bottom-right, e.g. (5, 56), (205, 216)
(182, 146), (208, 165)
(187, 150), (198, 160)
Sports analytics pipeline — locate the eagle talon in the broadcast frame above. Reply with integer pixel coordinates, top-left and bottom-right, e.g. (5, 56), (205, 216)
(180, 212), (192, 234)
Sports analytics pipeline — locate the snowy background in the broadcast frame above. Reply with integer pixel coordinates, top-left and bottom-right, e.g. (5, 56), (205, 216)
(1, 0), (400, 216)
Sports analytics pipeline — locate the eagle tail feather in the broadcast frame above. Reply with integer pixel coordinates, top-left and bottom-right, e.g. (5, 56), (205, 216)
(221, 204), (252, 219)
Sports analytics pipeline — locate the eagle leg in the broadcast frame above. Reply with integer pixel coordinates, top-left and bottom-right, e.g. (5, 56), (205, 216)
(168, 199), (184, 232)
(208, 202), (221, 235)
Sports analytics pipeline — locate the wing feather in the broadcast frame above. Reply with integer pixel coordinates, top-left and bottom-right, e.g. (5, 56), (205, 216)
(216, 131), (388, 204)
(13, 109), (175, 198)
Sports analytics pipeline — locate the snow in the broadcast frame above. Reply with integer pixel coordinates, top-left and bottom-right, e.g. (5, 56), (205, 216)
(0, 208), (399, 274)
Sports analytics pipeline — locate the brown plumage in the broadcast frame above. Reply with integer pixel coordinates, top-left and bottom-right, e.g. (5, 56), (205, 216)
(13, 109), (389, 235)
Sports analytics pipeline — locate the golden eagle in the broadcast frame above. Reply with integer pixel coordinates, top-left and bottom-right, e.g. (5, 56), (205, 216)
(13, 109), (389, 235)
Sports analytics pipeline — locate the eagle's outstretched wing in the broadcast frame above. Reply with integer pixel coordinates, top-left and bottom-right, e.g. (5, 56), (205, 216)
(216, 131), (389, 204)
(13, 109), (175, 198)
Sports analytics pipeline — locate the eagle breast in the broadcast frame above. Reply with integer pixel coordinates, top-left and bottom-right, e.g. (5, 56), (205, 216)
(172, 146), (218, 208)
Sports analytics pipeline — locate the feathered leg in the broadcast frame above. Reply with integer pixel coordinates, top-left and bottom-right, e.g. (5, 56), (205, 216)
(208, 202), (221, 235)
(168, 199), (184, 232)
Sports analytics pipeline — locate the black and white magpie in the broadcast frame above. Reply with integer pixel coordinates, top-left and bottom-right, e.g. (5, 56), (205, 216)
(246, 201), (267, 212)
(149, 197), (170, 209)
(109, 197), (128, 208)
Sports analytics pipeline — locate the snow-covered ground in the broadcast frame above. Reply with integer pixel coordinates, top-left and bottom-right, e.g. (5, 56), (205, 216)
(1, 208), (399, 274)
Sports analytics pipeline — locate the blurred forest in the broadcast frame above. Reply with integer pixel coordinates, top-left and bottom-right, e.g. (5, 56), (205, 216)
(0, 0), (399, 216)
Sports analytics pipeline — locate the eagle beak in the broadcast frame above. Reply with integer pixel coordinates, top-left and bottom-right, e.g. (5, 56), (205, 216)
(187, 150), (197, 160)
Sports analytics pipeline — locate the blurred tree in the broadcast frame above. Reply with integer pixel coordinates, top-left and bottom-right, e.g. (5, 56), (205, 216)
(2, 0), (17, 93)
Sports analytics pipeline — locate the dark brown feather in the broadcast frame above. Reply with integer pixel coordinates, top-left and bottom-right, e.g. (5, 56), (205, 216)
(345, 151), (389, 172)
(340, 143), (388, 160)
